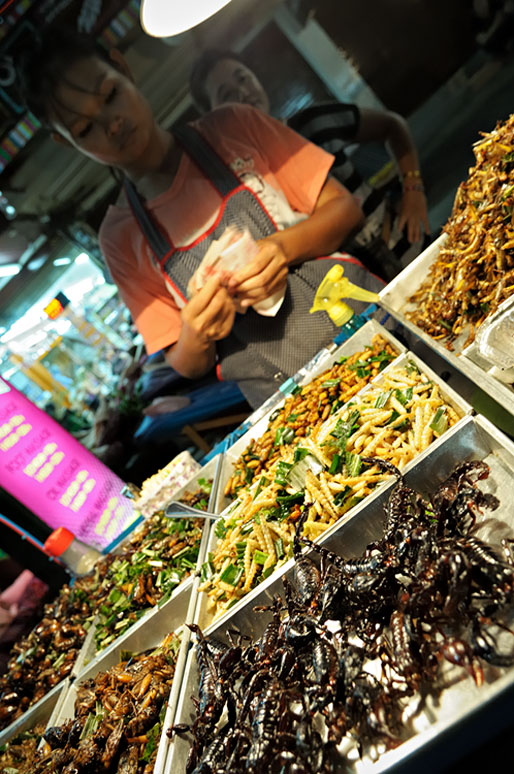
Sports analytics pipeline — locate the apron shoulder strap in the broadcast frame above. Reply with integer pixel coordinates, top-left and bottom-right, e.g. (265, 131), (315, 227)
(123, 177), (171, 262)
(174, 124), (241, 198)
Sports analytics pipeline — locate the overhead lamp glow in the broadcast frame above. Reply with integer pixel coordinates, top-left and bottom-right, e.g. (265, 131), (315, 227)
(0, 264), (21, 277)
(53, 257), (72, 266)
(75, 252), (89, 264)
(141, 0), (233, 37)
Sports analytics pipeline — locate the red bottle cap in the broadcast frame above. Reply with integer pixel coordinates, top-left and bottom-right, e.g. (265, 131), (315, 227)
(44, 527), (75, 557)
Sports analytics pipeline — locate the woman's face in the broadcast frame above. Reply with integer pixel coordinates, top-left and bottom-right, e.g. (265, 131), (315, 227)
(204, 58), (270, 114)
(48, 54), (157, 168)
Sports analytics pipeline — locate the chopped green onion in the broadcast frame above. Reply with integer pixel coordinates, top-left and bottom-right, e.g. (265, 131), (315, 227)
(254, 550), (268, 565)
(274, 461), (293, 486)
(294, 447), (310, 463)
(394, 387), (412, 405)
(252, 476), (269, 501)
(321, 378), (341, 388)
(214, 518), (227, 539)
(274, 538), (285, 560)
(386, 410), (400, 425)
(346, 452), (362, 478)
(197, 477), (212, 493)
(329, 453), (342, 475)
(430, 407), (448, 435)
(274, 426), (295, 446)
(219, 563), (243, 586)
(374, 390), (392, 409)
(240, 519), (255, 535)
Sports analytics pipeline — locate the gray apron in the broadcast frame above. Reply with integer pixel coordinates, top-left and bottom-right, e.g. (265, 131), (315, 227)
(125, 125), (383, 408)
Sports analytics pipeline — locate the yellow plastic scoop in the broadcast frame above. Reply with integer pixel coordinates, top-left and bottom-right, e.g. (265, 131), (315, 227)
(309, 264), (380, 326)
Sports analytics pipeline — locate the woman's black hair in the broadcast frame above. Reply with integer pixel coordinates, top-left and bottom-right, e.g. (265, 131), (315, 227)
(189, 48), (251, 112)
(16, 25), (111, 126)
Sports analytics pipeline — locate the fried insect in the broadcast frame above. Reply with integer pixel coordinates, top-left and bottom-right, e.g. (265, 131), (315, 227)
(406, 114), (514, 348)
(27, 634), (180, 774)
(182, 459), (514, 772)
(224, 336), (398, 499)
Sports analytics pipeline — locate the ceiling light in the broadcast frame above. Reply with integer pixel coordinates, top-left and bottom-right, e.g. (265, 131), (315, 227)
(53, 257), (72, 267)
(0, 264), (20, 277)
(140, 0), (233, 37)
(75, 252), (89, 264)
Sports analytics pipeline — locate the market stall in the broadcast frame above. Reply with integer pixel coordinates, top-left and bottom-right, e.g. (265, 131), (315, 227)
(2, 115), (514, 773)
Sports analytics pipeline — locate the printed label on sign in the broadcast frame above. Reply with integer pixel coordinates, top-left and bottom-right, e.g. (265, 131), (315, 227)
(0, 378), (138, 549)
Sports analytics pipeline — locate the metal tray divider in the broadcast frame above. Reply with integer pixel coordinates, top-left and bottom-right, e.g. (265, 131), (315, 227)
(156, 475), (219, 772)
(170, 414), (514, 774)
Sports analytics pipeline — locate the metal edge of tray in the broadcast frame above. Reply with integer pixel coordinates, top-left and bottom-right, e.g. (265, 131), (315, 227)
(51, 581), (194, 774)
(379, 233), (514, 414)
(169, 413), (514, 774)
(0, 678), (68, 748)
(157, 512), (213, 772)
(194, 351), (472, 634)
(215, 320), (408, 513)
(43, 677), (72, 734)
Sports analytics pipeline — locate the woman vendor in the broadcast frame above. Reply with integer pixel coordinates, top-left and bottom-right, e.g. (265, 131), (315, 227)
(18, 30), (383, 408)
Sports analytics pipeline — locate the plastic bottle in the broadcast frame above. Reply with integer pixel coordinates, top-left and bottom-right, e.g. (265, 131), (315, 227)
(44, 527), (102, 575)
(309, 264), (380, 326)
(476, 304), (514, 383)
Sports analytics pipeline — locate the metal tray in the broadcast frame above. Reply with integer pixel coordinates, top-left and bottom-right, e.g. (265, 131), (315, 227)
(51, 579), (195, 774)
(379, 233), (514, 415)
(216, 320), (407, 513)
(194, 348), (472, 635)
(0, 678), (68, 748)
(168, 413), (514, 774)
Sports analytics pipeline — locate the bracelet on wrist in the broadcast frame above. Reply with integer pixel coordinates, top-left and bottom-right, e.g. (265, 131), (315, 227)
(403, 169), (422, 179)
(403, 181), (425, 193)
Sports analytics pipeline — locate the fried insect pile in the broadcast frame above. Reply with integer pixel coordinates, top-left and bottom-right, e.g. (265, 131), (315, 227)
(0, 515), (202, 730)
(93, 515), (203, 651)
(0, 722), (46, 772)
(27, 634), (179, 774)
(179, 460), (514, 773)
(224, 336), (398, 500)
(407, 114), (514, 348)
(0, 576), (100, 730)
(200, 361), (461, 621)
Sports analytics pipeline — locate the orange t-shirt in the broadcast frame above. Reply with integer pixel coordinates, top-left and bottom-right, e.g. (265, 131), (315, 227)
(99, 103), (334, 355)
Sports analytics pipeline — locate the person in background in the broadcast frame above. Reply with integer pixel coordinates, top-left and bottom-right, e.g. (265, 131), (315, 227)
(190, 49), (431, 281)
(17, 29), (382, 410)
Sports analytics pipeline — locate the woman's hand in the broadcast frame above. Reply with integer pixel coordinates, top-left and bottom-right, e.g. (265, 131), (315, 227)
(181, 276), (236, 342)
(228, 237), (289, 308)
(397, 189), (430, 244)
(166, 277), (236, 379)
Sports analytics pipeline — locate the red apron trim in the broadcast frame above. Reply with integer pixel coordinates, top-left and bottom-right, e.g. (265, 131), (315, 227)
(216, 362), (223, 381)
(161, 272), (187, 304)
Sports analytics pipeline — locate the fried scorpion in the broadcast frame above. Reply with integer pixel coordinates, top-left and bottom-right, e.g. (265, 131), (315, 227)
(176, 459), (514, 772)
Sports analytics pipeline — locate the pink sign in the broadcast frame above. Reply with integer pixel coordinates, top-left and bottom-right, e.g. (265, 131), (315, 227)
(0, 378), (138, 550)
